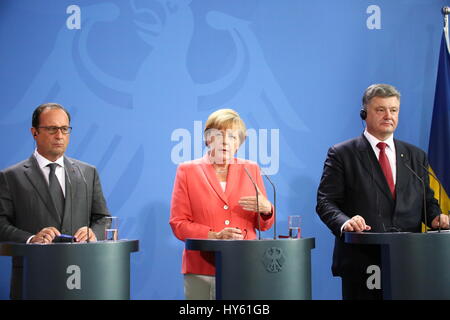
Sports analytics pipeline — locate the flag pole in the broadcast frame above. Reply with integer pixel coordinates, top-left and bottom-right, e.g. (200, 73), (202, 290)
(443, 7), (450, 51)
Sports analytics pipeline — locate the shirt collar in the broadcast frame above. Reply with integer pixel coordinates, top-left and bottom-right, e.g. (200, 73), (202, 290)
(34, 149), (65, 169)
(363, 129), (395, 151)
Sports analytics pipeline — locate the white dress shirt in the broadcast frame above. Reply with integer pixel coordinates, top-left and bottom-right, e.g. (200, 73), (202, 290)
(363, 129), (397, 185)
(34, 149), (66, 197)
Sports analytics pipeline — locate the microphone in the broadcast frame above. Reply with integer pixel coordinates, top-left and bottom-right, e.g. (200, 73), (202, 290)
(244, 167), (261, 240)
(417, 162), (444, 232)
(403, 159), (428, 233)
(65, 168), (74, 243)
(75, 164), (91, 243)
(260, 169), (277, 240)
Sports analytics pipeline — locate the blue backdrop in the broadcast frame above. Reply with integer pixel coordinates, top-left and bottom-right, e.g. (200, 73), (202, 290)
(0, 0), (446, 300)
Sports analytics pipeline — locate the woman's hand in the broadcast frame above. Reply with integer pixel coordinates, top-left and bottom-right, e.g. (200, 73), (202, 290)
(208, 227), (244, 240)
(238, 190), (272, 215)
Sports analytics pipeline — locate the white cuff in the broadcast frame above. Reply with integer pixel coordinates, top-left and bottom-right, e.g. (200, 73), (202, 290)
(340, 219), (351, 235)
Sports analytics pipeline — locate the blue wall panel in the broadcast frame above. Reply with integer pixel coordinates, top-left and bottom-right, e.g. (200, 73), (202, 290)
(0, 0), (446, 299)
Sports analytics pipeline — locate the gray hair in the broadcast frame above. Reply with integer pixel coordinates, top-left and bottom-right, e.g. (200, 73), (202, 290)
(362, 84), (401, 110)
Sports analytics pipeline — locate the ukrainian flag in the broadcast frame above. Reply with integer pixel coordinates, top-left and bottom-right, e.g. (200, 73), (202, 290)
(428, 32), (450, 217)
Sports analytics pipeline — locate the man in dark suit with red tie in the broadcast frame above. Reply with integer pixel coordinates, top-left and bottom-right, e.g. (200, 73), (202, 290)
(316, 84), (449, 300)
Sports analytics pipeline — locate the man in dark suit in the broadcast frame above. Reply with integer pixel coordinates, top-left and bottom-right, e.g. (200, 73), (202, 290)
(316, 84), (449, 300)
(0, 103), (110, 299)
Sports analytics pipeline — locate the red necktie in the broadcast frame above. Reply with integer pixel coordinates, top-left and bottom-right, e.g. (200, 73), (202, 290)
(377, 142), (395, 199)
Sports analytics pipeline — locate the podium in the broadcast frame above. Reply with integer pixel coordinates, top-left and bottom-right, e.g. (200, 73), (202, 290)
(0, 240), (139, 300)
(186, 238), (315, 300)
(344, 231), (450, 300)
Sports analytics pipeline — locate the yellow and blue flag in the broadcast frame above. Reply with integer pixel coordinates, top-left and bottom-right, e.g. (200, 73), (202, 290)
(428, 32), (450, 216)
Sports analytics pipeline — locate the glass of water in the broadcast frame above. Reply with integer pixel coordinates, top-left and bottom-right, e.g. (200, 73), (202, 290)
(105, 216), (119, 241)
(288, 215), (301, 239)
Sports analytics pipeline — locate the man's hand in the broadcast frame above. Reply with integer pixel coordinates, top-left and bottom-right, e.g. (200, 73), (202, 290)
(431, 214), (450, 229)
(343, 215), (372, 232)
(30, 227), (61, 244)
(74, 226), (97, 242)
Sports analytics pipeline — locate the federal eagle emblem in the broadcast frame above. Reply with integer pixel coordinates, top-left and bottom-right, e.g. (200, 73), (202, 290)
(262, 247), (285, 273)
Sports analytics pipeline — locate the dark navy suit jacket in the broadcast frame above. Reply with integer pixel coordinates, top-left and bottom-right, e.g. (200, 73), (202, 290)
(316, 134), (440, 278)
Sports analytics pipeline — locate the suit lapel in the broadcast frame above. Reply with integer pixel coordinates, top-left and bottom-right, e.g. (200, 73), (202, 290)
(200, 155), (229, 205)
(23, 155), (61, 224)
(356, 135), (394, 201)
(61, 157), (78, 233)
(393, 140), (409, 210)
(356, 135), (376, 178)
(224, 159), (242, 200)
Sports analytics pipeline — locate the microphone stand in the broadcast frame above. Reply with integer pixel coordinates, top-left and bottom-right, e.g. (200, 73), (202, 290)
(76, 165), (90, 243)
(418, 163), (444, 232)
(261, 170), (277, 240)
(244, 167), (261, 240)
(404, 162), (428, 233)
(65, 169), (74, 243)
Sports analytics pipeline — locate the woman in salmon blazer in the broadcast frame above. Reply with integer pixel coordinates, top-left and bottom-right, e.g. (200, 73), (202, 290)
(170, 108), (274, 300)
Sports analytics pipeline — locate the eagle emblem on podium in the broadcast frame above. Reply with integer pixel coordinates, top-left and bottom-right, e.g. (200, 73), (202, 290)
(262, 247), (285, 273)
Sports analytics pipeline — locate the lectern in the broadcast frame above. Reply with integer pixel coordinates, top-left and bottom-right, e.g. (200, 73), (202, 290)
(344, 231), (450, 299)
(186, 238), (315, 300)
(0, 240), (139, 300)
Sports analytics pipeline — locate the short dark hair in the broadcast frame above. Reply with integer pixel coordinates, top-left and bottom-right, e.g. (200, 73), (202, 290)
(32, 103), (71, 128)
(362, 84), (401, 110)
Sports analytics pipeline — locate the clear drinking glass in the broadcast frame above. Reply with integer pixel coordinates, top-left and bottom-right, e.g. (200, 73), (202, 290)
(288, 215), (301, 239)
(105, 216), (119, 241)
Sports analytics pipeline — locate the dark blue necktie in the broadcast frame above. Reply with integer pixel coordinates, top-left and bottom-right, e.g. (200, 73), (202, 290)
(47, 163), (65, 217)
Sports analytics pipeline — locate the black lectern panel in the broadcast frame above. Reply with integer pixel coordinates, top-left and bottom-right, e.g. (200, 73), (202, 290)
(186, 238), (315, 300)
(0, 240), (139, 300)
(345, 231), (450, 300)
